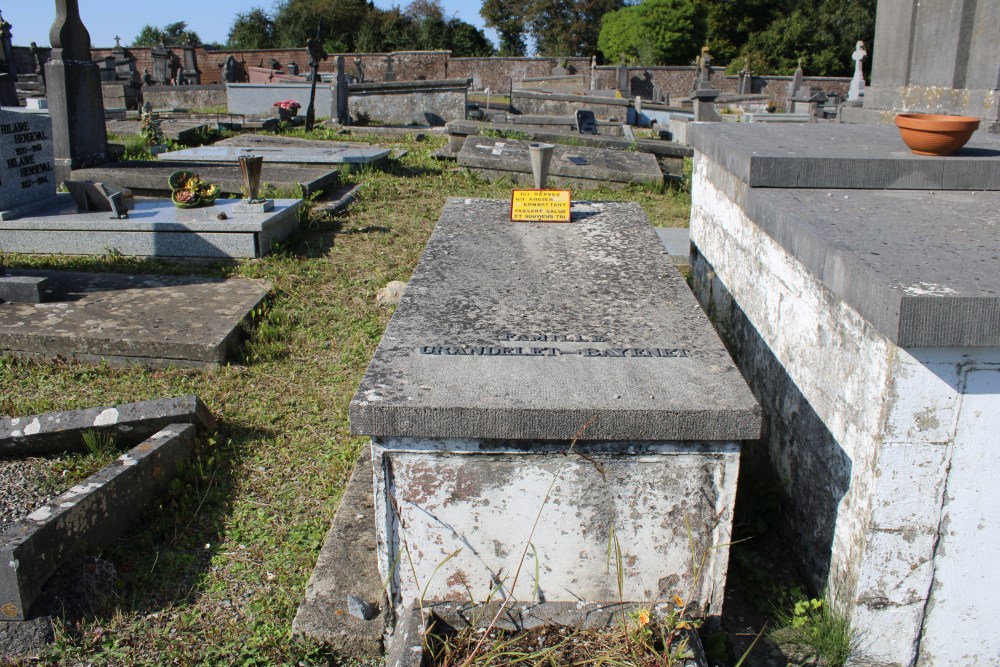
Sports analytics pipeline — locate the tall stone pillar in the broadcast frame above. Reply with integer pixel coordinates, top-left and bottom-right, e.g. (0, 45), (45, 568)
(45, 0), (110, 181)
(865, 0), (999, 130)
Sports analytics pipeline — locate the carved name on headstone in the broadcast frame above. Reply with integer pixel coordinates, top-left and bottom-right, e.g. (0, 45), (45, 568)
(0, 109), (56, 213)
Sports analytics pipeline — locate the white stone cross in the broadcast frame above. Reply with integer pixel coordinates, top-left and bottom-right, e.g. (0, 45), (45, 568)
(848, 40), (866, 101)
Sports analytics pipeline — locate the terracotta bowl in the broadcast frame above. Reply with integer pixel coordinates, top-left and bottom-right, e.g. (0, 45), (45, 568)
(895, 113), (980, 156)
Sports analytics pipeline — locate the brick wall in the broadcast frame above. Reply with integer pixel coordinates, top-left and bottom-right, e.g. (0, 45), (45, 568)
(12, 45), (851, 100)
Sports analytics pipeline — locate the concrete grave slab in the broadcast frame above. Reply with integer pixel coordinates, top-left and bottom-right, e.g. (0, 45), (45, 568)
(351, 198), (758, 441)
(71, 161), (339, 197)
(457, 137), (663, 189)
(446, 120), (692, 159)
(688, 123), (1000, 190)
(0, 424), (196, 620)
(0, 198), (302, 258)
(105, 118), (209, 143)
(292, 447), (384, 658)
(1, 395), (215, 455)
(0, 270), (270, 367)
(157, 144), (392, 167)
(351, 198), (758, 614)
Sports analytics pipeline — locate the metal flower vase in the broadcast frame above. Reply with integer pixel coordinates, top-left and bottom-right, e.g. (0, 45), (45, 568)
(234, 155), (274, 213)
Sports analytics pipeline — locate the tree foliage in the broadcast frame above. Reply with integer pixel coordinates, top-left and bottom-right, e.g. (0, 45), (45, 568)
(695, 0), (875, 76)
(480, 0), (527, 56)
(227, 8), (277, 50)
(598, 0), (705, 65)
(482, 0), (625, 57)
(271, 0), (492, 56)
(131, 21), (201, 47)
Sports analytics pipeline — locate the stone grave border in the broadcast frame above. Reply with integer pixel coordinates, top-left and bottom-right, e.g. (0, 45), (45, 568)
(0, 396), (215, 621)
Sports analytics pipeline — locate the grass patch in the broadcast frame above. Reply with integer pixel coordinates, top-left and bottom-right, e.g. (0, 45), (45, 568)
(0, 130), (691, 665)
(770, 597), (855, 667)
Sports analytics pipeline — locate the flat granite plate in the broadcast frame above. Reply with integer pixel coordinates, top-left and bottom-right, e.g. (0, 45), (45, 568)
(350, 198), (760, 441)
(71, 161), (339, 197)
(457, 136), (664, 188)
(0, 270), (270, 367)
(157, 144), (392, 166)
(688, 123), (1000, 190)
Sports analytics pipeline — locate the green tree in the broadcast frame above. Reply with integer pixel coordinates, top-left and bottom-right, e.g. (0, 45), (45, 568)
(273, 0), (372, 52)
(529, 0), (626, 57)
(447, 19), (494, 56)
(598, 0), (705, 65)
(735, 0), (875, 76)
(227, 8), (277, 50)
(131, 21), (201, 47)
(480, 0), (527, 56)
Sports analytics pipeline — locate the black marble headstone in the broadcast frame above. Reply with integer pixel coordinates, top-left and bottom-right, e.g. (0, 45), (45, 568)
(575, 110), (597, 135)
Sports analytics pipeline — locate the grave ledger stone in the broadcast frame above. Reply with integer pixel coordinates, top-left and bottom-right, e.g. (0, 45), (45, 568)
(45, 0), (110, 181)
(351, 197), (760, 615)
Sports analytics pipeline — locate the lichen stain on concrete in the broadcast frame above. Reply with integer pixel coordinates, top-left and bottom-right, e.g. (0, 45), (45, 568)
(23, 418), (41, 435)
(26, 506), (52, 521)
(93, 408), (120, 426)
(119, 454), (138, 467)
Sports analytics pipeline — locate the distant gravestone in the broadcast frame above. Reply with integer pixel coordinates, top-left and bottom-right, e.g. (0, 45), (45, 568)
(384, 54), (396, 82)
(222, 55), (237, 83)
(181, 42), (200, 85)
(575, 109), (598, 134)
(150, 43), (169, 84)
(848, 41), (866, 101)
(0, 108), (57, 218)
(786, 58), (804, 108)
(352, 58), (364, 84)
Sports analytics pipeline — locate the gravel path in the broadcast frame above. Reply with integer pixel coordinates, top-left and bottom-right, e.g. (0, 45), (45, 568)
(0, 459), (60, 533)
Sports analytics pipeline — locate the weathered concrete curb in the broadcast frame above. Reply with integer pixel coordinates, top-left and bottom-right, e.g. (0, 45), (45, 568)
(0, 424), (196, 620)
(291, 447), (385, 658)
(1, 395), (215, 455)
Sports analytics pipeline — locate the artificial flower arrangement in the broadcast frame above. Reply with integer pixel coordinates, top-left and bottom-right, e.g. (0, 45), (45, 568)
(273, 99), (301, 112)
(168, 171), (221, 208)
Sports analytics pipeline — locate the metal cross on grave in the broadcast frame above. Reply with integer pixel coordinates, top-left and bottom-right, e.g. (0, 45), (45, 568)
(305, 35), (328, 132)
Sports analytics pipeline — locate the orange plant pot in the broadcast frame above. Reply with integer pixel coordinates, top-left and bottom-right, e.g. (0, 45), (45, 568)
(895, 113), (980, 156)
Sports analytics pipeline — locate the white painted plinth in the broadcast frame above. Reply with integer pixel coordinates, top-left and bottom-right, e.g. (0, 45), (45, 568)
(372, 437), (739, 614)
(689, 153), (1000, 666)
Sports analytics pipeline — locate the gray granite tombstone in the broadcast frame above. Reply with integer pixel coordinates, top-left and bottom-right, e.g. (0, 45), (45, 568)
(0, 12), (18, 106)
(383, 54), (395, 82)
(150, 42), (169, 84)
(181, 42), (200, 85)
(0, 107), (59, 219)
(335, 55), (349, 124)
(45, 0), (111, 181)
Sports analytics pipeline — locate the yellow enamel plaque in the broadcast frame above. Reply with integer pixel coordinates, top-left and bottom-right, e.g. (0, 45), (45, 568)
(509, 189), (572, 223)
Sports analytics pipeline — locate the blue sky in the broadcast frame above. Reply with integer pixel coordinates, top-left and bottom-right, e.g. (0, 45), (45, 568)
(6, 1), (495, 50)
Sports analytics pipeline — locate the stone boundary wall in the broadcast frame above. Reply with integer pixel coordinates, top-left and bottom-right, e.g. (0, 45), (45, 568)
(12, 46), (850, 100)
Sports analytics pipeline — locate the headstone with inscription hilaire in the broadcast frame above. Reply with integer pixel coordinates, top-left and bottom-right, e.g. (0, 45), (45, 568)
(0, 108), (58, 220)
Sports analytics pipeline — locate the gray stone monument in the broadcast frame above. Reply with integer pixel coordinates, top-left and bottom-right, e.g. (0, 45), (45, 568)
(0, 108), (59, 219)
(181, 41), (200, 85)
(615, 57), (628, 94)
(847, 40), (866, 101)
(44, 0), (111, 181)
(150, 42), (169, 84)
(352, 57), (363, 83)
(864, 0), (998, 129)
(383, 54), (395, 82)
(785, 57), (804, 111)
(335, 55), (349, 125)
(0, 12), (17, 106)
